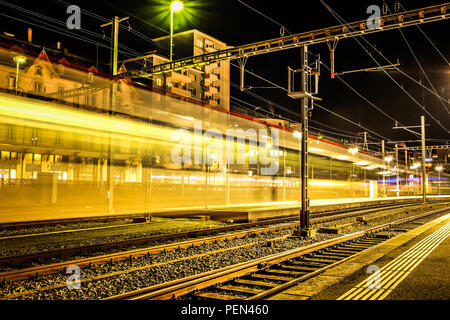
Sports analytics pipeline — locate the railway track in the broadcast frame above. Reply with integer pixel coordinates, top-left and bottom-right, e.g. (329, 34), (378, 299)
(0, 201), (428, 268)
(105, 206), (450, 300)
(0, 202), (443, 294)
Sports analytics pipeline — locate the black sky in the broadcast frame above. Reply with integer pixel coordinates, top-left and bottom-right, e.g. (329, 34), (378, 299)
(1, 0), (449, 152)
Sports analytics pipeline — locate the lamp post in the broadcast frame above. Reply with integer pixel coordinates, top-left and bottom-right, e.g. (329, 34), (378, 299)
(13, 55), (26, 94)
(170, 1), (183, 61)
(436, 165), (443, 195)
(384, 156), (393, 196)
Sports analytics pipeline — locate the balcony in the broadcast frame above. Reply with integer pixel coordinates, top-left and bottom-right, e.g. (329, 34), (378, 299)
(208, 99), (218, 106)
(204, 63), (218, 73)
(167, 71), (192, 84)
(169, 86), (192, 98)
(206, 86), (218, 95)
(205, 73), (219, 83)
(205, 45), (217, 53)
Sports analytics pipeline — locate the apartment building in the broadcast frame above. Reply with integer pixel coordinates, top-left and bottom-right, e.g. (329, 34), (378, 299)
(151, 29), (231, 111)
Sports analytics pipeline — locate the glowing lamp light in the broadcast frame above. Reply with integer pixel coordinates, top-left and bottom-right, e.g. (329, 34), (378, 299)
(435, 166), (443, 172)
(293, 131), (302, 139)
(348, 147), (358, 155)
(171, 1), (183, 12)
(14, 56), (26, 63)
(384, 156), (393, 163)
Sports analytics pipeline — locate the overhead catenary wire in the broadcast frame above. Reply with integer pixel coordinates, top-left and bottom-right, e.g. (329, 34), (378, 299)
(382, 0), (449, 114)
(320, 0), (450, 135)
(398, 1), (450, 66)
(236, 0), (292, 36)
(228, 2), (418, 144)
(5, 0), (402, 150)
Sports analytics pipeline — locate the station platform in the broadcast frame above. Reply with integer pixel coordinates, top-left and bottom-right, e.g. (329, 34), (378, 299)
(269, 209), (450, 300)
(0, 195), (448, 224)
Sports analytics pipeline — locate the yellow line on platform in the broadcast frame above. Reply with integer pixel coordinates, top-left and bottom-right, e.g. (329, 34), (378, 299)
(338, 222), (450, 300)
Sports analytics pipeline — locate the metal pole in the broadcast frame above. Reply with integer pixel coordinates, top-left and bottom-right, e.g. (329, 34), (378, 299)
(421, 116), (427, 206)
(395, 144), (399, 196)
(300, 45), (310, 236)
(170, 9), (174, 61)
(404, 148), (408, 194)
(15, 60), (19, 94)
(382, 140), (385, 196)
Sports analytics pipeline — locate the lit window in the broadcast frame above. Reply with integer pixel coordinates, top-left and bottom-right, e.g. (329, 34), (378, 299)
(8, 76), (15, 88)
(33, 154), (41, 164)
(196, 40), (203, 48)
(156, 78), (162, 86)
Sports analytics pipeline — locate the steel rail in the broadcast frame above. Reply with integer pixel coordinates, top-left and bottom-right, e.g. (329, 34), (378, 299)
(106, 206), (449, 300)
(0, 201), (427, 267)
(0, 202), (434, 282)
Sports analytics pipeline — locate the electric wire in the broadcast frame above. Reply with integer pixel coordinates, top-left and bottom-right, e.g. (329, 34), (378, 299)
(320, 0), (450, 135)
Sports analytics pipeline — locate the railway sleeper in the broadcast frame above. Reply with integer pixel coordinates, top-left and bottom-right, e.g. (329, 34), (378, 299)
(216, 285), (264, 295)
(248, 273), (295, 282)
(233, 279), (278, 288)
(194, 291), (242, 300)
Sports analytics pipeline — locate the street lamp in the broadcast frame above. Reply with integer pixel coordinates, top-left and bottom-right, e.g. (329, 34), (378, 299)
(13, 55), (26, 94)
(170, 1), (183, 61)
(436, 165), (443, 195)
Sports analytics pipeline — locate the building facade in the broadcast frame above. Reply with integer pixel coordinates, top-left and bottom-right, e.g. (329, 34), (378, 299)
(150, 29), (231, 111)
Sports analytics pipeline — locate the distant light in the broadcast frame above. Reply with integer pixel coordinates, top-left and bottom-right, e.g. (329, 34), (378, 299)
(13, 55), (26, 63)
(435, 166), (443, 172)
(293, 131), (302, 139)
(171, 1), (183, 12)
(425, 158), (433, 162)
(355, 161), (369, 166)
(384, 156), (393, 163)
(336, 155), (350, 161)
(348, 147), (358, 155)
(364, 166), (375, 170)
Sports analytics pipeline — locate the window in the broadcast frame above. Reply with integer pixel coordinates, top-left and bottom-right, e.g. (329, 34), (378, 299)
(88, 94), (96, 106)
(33, 154), (41, 164)
(57, 87), (64, 96)
(34, 82), (43, 94)
(58, 64), (65, 75)
(88, 72), (94, 82)
(8, 76), (15, 88)
(35, 65), (42, 76)
(156, 78), (163, 86)
(7, 125), (15, 140)
(195, 40), (203, 48)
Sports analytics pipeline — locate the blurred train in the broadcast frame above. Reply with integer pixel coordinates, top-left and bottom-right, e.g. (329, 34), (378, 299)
(0, 48), (447, 221)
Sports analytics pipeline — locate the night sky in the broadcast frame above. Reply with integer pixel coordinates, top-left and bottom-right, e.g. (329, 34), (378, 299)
(1, 0), (449, 153)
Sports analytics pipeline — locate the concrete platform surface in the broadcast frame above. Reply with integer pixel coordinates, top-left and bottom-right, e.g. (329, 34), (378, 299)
(269, 210), (450, 300)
